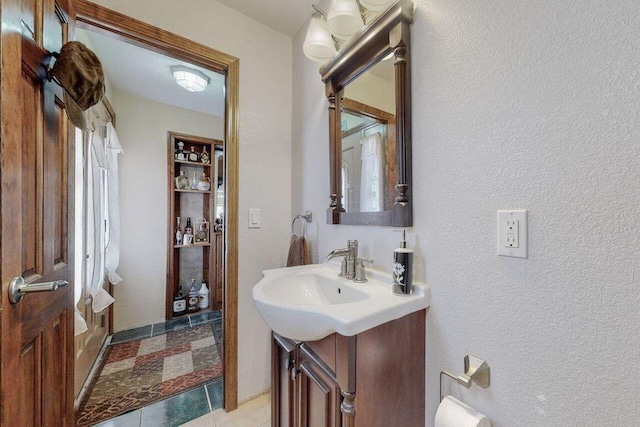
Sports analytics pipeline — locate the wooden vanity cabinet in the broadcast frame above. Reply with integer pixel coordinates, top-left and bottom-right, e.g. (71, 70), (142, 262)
(272, 309), (426, 427)
(272, 334), (297, 427)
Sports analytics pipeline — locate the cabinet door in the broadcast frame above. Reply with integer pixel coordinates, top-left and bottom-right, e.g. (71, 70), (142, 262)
(298, 344), (342, 427)
(273, 333), (297, 427)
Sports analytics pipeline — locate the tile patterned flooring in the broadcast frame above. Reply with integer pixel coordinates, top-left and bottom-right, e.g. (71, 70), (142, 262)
(89, 310), (264, 427)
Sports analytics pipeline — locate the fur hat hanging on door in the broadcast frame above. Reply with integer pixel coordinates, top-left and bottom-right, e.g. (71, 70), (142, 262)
(47, 41), (105, 130)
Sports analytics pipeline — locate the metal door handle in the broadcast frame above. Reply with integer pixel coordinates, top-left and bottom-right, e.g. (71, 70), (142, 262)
(9, 276), (68, 304)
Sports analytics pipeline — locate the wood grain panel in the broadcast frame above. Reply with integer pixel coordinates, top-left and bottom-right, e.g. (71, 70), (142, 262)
(50, 97), (68, 267)
(19, 341), (40, 427)
(299, 344), (342, 427)
(20, 0), (37, 40)
(305, 334), (336, 373)
(355, 309), (425, 426)
(21, 72), (43, 279)
(2, 0), (74, 424)
(272, 333), (297, 427)
(300, 363), (332, 427)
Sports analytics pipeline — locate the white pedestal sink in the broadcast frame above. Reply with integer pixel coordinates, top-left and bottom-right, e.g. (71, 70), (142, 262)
(253, 263), (430, 341)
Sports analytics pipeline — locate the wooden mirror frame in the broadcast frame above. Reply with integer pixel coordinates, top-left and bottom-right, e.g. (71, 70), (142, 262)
(321, 0), (413, 226)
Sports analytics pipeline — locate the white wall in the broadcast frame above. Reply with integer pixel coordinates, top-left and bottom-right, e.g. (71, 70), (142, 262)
(112, 91), (223, 330)
(92, 0), (293, 401)
(293, 1), (640, 426)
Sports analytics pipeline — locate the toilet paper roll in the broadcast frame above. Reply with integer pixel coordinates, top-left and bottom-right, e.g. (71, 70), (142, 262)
(435, 396), (492, 427)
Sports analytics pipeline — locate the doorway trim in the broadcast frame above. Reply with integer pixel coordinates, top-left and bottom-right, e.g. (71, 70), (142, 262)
(74, 1), (240, 411)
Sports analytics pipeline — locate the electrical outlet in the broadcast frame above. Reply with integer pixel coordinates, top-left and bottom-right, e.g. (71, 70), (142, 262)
(505, 219), (519, 248)
(497, 210), (527, 258)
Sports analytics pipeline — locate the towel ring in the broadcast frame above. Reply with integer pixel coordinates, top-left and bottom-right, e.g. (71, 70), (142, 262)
(291, 210), (312, 238)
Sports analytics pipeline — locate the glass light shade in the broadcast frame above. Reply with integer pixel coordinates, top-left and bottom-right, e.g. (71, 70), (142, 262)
(303, 15), (337, 62)
(359, 0), (395, 11)
(171, 66), (210, 92)
(327, 0), (364, 39)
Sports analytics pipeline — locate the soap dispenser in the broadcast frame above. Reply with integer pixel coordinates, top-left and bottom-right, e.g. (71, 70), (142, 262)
(392, 229), (413, 295)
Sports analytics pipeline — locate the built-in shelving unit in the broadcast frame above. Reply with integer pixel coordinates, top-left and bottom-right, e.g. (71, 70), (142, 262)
(166, 132), (224, 318)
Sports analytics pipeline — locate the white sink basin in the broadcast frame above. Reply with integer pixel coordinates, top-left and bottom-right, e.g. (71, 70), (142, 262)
(253, 263), (430, 341)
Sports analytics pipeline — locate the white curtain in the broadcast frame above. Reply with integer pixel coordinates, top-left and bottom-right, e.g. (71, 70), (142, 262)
(360, 133), (384, 212)
(86, 130), (115, 313)
(84, 121), (123, 314)
(104, 123), (123, 286)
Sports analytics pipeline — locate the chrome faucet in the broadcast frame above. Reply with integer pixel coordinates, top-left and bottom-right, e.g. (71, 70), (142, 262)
(325, 240), (359, 280)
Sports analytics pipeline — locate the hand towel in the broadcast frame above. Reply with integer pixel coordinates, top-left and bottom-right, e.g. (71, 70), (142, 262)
(287, 235), (310, 267)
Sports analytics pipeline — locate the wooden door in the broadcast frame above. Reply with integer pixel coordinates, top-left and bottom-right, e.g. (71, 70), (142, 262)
(298, 344), (342, 427)
(1, 0), (75, 425)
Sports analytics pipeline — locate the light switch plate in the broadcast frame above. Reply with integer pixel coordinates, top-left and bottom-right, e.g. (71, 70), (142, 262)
(248, 208), (261, 228)
(497, 210), (527, 258)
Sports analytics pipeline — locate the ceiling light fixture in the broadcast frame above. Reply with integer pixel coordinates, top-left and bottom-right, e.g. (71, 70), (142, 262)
(171, 65), (210, 92)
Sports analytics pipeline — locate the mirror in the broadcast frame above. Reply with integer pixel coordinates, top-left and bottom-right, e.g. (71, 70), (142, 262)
(320, 0), (413, 226)
(341, 57), (396, 213)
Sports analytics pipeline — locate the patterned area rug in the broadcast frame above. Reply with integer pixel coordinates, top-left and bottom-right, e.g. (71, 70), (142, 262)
(76, 323), (222, 426)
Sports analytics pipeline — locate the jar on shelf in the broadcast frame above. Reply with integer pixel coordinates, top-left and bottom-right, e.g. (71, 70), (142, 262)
(195, 217), (209, 243)
(188, 146), (200, 162)
(175, 141), (186, 161)
(175, 170), (189, 189)
(197, 172), (211, 191)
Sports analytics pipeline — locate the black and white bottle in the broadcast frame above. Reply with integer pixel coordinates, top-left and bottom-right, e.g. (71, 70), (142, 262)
(392, 229), (413, 296)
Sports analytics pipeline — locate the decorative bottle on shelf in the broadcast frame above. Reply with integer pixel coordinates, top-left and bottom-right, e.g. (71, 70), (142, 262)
(185, 217), (193, 236)
(190, 172), (198, 190)
(175, 217), (183, 246)
(173, 286), (187, 317)
(188, 146), (200, 162)
(187, 279), (199, 312)
(197, 172), (211, 191)
(175, 141), (186, 161)
(175, 170), (189, 189)
(198, 282), (210, 309)
(201, 146), (210, 164)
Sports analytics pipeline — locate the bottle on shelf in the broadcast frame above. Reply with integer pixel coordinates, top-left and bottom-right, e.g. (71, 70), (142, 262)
(175, 141), (186, 161)
(187, 279), (199, 312)
(173, 285), (187, 316)
(198, 282), (210, 309)
(190, 172), (198, 190)
(175, 217), (183, 246)
(175, 170), (189, 190)
(188, 146), (200, 162)
(201, 146), (210, 164)
(185, 217), (193, 236)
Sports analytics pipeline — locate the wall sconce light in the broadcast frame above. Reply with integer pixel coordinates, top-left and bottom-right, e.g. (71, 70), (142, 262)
(327, 0), (364, 40)
(303, 6), (338, 62)
(171, 65), (210, 92)
(303, 0), (397, 63)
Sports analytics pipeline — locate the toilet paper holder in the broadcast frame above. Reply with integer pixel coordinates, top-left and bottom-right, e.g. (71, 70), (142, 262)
(440, 355), (490, 402)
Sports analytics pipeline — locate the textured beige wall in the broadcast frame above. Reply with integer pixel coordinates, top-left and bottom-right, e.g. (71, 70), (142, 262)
(292, 1), (640, 425)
